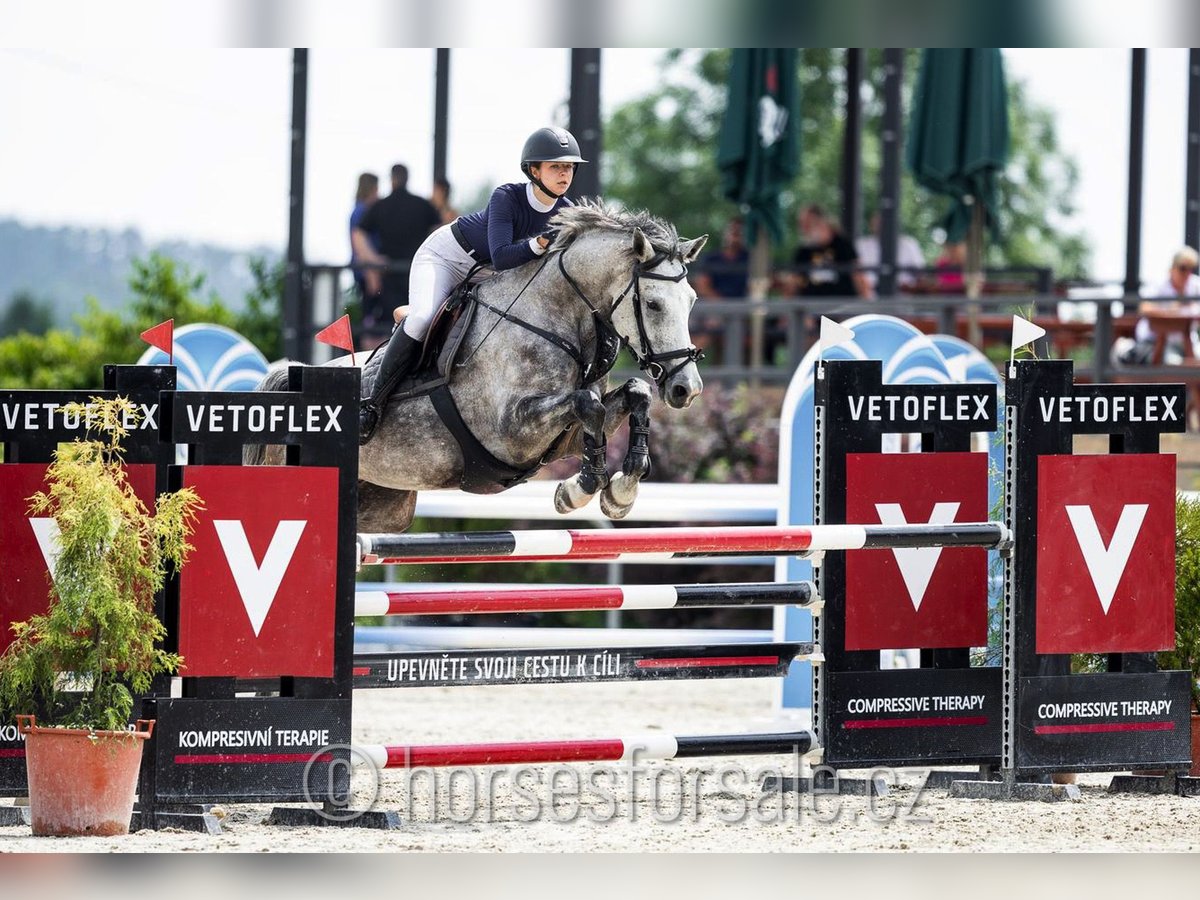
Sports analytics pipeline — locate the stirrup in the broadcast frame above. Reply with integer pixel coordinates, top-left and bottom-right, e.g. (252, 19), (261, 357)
(359, 402), (381, 445)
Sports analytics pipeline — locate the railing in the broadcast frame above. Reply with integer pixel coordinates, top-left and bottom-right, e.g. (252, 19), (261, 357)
(294, 263), (1171, 388)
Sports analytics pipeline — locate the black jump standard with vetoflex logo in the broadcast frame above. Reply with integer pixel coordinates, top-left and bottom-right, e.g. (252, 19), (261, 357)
(777, 359), (1005, 794)
(952, 359), (1194, 799)
(138, 364), (385, 829)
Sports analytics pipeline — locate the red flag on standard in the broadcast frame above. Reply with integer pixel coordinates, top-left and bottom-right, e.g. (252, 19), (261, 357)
(140, 319), (174, 362)
(316, 314), (356, 366)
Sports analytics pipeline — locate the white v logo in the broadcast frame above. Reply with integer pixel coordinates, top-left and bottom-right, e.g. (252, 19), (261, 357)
(30, 518), (60, 579)
(214, 520), (307, 637)
(875, 502), (962, 612)
(1064, 504), (1147, 614)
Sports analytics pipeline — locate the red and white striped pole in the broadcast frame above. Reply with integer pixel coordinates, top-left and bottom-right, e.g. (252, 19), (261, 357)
(352, 581), (819, 617)
(357, 523), (1010, 566)
(353, 730), (817, 769)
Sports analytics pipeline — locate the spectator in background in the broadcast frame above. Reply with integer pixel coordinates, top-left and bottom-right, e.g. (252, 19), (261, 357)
(353, 163), (443, 346)
(1121, 246), (1200, 365)
(690, 217), (749, 356)
(855, 211), (926, 291)
(349, 172), (383, 343)
(1146, 245), (1200, 301)
(693, 217), (749, 298)
(934, 241), (967, 291)
(789, 204), (872, 299)
(430, 176), (459, 225)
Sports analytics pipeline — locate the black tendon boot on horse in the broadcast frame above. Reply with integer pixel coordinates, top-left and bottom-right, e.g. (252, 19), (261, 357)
(359, 328), (423, 444)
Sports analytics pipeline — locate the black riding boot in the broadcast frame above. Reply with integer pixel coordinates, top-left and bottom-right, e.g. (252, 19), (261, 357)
(359, 329), (423, 444)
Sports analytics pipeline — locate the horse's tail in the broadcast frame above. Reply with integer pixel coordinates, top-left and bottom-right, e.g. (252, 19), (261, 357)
(243, 365), (296, 466)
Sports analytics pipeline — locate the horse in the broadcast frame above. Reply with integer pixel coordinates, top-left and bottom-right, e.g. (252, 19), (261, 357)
(249, 200), (707, 533)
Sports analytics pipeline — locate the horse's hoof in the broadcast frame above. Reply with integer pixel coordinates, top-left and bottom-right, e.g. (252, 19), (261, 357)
(600, 492), (633, 519)
(600, 474), (638, 519)
(555, 481), (589, 514)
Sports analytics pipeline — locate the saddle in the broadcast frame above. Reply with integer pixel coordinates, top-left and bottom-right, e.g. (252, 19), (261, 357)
(374, 281), (566, 495)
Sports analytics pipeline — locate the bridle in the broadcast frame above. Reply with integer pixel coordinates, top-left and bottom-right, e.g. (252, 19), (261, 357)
(467, 240), (703, 391)
(558, 245), (704, 388)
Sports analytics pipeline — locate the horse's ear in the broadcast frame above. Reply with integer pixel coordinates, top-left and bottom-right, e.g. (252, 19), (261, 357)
(679, 235), (709, 263)
(631, 228), (656, 263)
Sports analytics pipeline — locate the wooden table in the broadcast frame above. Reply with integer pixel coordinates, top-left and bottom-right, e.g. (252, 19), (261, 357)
(1139, 305), (1200, 363)
(905, 313), (1137, 359)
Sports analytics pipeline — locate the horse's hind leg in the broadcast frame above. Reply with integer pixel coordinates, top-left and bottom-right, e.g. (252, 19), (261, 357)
(357, 481), (418, 534)
(600, 379), (653, 520)
(553, 390), (610, 514)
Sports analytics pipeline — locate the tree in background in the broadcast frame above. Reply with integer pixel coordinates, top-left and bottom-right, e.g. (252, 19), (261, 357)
(232, 257), (284, 361)
(0, 291), (56, 338)
(603, 49), (1089, 277)
(0, 253), (281, 390)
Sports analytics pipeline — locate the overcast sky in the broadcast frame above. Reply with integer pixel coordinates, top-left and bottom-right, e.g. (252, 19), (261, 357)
(0, 48), (1191, 285)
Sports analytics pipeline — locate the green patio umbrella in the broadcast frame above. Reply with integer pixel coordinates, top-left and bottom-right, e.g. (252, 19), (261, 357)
(716, 49), (800, 369)
(717, 48), (801, 247)
(907, 48), (1010, 303)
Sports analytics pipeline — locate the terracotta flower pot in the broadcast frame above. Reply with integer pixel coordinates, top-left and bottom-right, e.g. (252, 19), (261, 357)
(1192, 713), (1200, 778)
(17, 715), (153, 837)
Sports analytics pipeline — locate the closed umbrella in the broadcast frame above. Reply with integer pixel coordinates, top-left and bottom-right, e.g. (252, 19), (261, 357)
(716, 49), (801, 368)
(907, 48), (1010, 325)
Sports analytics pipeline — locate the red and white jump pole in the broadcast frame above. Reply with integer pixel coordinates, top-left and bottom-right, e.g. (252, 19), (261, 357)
(353, 730), (817, 769)
(352, 580), (820, 617)
(357, 523), (1010, 566)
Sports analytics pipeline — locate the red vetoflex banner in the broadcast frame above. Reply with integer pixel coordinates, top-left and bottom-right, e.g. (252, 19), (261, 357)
(0, 463), (156, 655)
(1035, 453), (1175, 654)
(178, 466), (339, 678)
(845, 452), (989, 651)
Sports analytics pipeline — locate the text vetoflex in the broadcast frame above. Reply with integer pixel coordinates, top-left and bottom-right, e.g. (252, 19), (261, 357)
(846, 395), (990, 423)
(182, 403), (343, 433)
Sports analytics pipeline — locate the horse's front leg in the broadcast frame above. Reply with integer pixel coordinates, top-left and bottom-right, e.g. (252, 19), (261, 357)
(532, 389), (610, 514)
(600, 379), (652, 519)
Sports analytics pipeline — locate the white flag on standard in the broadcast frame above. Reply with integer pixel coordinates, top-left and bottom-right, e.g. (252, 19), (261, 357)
(819, 316), (856, 355)
(1009, 315), (1048, 375)
(1012, 315), (1046, 352)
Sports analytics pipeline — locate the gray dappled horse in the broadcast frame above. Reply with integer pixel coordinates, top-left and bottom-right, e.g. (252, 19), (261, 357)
(251, 201), (706, 533)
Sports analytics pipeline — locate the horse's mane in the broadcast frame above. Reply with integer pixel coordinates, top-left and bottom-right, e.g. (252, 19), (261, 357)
(550, 199), (679, 256)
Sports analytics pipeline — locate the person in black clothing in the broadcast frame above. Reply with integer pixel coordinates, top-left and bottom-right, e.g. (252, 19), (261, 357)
(358, 128), (586, 443)
(790, 203), (872, 299)
(352, 163), (443, 343)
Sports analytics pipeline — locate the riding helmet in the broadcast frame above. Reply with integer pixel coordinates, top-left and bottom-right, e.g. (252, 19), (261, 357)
(520, 127), (587, 178)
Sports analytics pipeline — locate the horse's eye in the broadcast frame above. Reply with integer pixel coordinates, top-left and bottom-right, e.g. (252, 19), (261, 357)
(645, 299), (662, 312)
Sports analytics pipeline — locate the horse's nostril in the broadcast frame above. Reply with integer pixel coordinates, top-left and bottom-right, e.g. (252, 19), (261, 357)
(670, 384), (689, 404)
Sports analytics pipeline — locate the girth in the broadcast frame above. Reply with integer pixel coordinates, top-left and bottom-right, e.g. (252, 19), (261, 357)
(428, 384), (540, 495)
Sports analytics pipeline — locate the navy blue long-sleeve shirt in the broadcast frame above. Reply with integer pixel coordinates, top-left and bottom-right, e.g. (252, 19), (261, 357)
(455, 182), (572, 270)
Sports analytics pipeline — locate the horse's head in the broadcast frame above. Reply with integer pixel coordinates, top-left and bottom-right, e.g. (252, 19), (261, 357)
(608, 227), (708, 409)
(549, 201), (708, 409)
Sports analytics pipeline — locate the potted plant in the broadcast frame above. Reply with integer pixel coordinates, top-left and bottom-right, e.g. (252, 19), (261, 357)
(0, 397), (201, 836)
(1162, 493), (1200, 777)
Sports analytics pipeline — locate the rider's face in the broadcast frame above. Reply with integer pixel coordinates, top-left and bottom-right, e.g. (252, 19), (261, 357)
(531, 161), (575, 195)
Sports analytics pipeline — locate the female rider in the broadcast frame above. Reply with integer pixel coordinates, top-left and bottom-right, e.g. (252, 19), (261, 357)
(359, 126), (587, 442)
